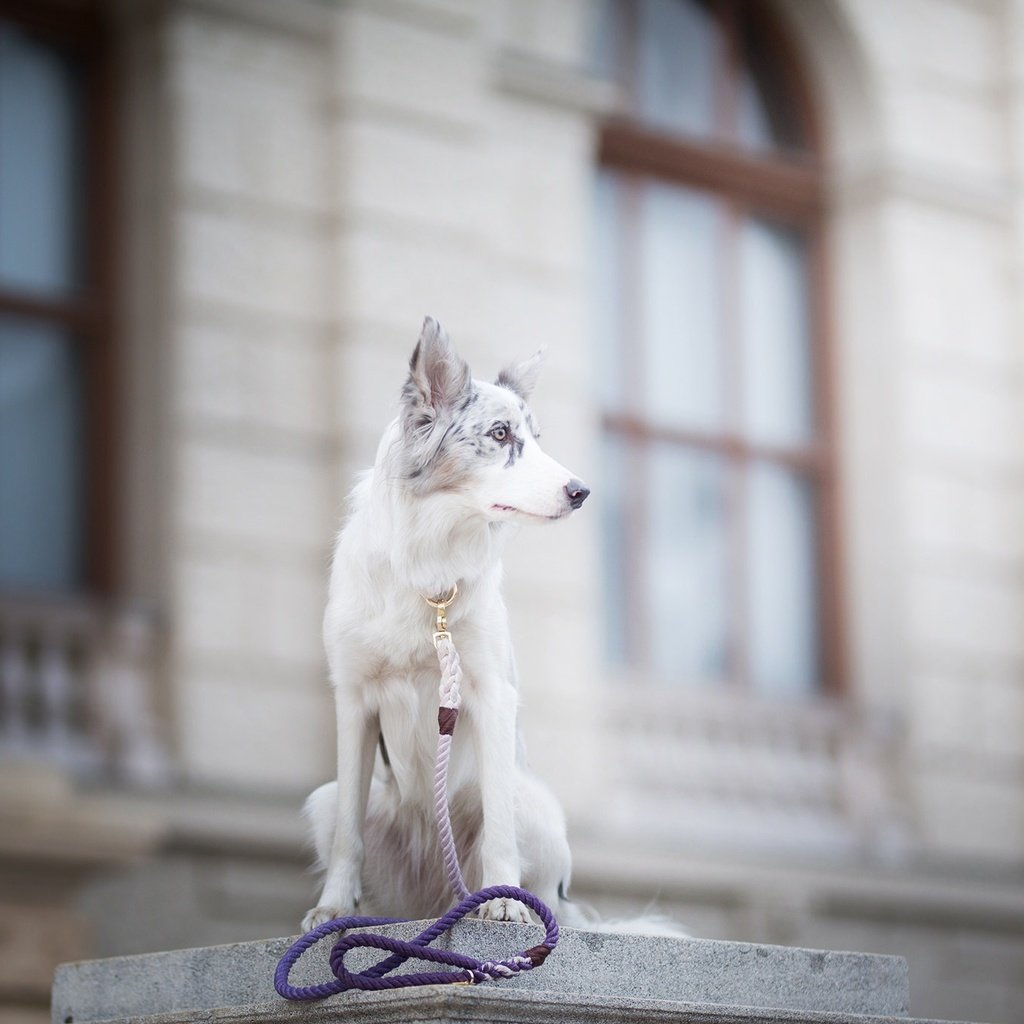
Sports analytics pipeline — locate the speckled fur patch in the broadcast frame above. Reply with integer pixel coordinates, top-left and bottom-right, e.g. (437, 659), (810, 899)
(397, 379), (540, 494)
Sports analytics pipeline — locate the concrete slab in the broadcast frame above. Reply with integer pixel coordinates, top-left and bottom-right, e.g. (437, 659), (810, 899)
(52, 918), (914, 1024)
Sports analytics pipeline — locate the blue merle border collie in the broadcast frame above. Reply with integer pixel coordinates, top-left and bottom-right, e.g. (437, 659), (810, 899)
(301, 316), (592, 930)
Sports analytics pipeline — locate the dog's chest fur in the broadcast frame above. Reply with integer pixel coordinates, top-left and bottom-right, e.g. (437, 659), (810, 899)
(327, 583), (512, 804)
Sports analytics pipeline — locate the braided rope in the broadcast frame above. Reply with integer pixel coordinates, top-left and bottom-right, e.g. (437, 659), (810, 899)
(433, 634), (470, 900)
(433, 732), (470, 900)
(435, 633), (462, 709)
(275, 599), (559, 1000)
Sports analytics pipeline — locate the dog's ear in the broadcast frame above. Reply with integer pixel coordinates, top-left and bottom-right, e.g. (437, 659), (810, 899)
(403, 317), (472, 418)
(496, 348), (546, 401)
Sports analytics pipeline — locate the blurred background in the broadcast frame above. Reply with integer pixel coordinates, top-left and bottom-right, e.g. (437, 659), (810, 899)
(1, 0), (1023, 1021)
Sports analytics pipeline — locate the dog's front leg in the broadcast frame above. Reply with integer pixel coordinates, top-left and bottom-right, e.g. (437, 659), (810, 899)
(302, 696), (378, 931)
(471, 683), (530, 924)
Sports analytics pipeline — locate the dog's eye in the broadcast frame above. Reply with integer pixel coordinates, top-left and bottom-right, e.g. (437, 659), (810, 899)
(489, 425), (508, 443)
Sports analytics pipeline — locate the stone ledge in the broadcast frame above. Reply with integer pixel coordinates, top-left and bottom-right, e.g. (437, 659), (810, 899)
(52, 919), (921, 1024)
(51, 987), (977, 1024)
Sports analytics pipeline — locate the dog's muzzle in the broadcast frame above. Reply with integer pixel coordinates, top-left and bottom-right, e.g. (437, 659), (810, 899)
(564, 479), (590, 510)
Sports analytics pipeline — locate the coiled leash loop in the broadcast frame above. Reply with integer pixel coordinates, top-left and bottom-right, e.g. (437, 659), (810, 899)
(275, 584), (559, 999)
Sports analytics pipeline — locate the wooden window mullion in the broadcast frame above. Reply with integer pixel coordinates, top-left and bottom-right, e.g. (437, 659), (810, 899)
(602, 413), (826, 474)
(600, 124), (823, 218)
(82, 21), (117, 593)
(0, 291), (96, 331)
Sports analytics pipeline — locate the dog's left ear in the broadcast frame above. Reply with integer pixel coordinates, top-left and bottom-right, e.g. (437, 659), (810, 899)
(496, 348), (546, 401)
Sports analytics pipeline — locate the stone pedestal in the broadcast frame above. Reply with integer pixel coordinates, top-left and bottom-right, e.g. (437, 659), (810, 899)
(52, 920), (976, 1024)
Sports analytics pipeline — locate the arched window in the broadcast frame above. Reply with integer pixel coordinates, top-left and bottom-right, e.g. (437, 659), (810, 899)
(594, 0), (842, 697)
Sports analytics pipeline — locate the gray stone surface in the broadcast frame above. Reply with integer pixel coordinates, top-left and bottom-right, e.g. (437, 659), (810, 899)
(51, 987), (979, 1024)
(52, 919), (915, 1024)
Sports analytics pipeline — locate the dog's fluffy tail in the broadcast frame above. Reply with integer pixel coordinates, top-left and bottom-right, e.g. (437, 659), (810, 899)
(585, 913), (690, 938)
(303, 781), (336, 872)
(556, 891), (690, 938)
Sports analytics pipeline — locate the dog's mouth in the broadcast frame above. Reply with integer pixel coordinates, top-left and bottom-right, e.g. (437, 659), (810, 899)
(491, 503), (569, 522)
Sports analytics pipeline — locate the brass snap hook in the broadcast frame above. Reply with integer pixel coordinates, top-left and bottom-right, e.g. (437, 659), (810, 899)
(424, 583), (458, 648)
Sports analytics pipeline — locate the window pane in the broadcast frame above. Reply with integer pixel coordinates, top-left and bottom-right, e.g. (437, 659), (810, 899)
(0, 317), (84, 589)
(636, 0), (720, 140)
(591, 0), (620, 82)
(739, 220), (814, 444)
(747, 461), (819, 696)
(0, 22), (83, 295)
(645, 443), (730, 684)
(737, 72), (776, 152)
(599, 431), (631, 666)
(640, 182), (724, 431)
(593, 169), (626, 412)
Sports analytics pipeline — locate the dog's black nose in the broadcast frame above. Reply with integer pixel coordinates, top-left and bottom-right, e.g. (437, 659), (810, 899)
(565, 479), (590, 510)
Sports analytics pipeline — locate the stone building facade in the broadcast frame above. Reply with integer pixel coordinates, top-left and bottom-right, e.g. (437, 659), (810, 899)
(1, 1), (1023, 1022)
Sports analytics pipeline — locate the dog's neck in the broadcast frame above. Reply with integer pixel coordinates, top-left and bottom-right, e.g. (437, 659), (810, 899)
(365, 464), (510, 600)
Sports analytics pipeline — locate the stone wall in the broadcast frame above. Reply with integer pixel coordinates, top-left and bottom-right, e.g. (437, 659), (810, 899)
(782, 0), (1024, 865)
(159, 0), (337, 793)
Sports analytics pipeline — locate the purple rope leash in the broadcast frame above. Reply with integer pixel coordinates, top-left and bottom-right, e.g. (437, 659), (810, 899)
(275, 587), (559, 999)
(274, 885), (558, 997)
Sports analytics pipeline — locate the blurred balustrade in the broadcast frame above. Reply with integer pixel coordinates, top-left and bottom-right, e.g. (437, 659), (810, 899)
(605, 685), (909, 858)
(0, 593), (168, 786)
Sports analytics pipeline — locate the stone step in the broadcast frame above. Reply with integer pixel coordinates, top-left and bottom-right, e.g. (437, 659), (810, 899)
(51, 919), (968, 1024)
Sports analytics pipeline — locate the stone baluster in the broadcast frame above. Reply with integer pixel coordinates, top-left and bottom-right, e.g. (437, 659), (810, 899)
(37, 625), (79, 768)
(96, 606), (169, 787)
(0, 617), (32, 753)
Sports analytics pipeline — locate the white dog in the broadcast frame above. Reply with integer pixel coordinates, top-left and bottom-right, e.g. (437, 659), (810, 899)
(301, 317), (592, 931)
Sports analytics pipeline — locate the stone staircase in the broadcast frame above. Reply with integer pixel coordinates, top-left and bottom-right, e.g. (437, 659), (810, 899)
(52, 919), (981, 1024)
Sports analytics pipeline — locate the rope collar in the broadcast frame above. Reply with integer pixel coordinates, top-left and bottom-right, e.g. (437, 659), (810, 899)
(275, 583), (559, 999)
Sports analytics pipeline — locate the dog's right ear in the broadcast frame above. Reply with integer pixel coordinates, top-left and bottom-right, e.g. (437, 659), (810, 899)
(402, 317), (472, 428)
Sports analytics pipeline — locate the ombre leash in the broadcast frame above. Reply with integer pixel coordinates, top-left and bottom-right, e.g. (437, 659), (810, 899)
(274, 585), (559, 999)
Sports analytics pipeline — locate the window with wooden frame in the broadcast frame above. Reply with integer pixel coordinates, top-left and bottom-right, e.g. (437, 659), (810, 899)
(0, 2), (115, 595)
(594, 0), (843, 697)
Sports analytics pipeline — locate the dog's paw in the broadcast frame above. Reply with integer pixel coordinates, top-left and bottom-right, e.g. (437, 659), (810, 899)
(476, 897), (532, 924)
(301, 905), (352, 932)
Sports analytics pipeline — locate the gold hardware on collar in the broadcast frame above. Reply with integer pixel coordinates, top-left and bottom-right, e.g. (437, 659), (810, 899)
(424, 584), (458, 648)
